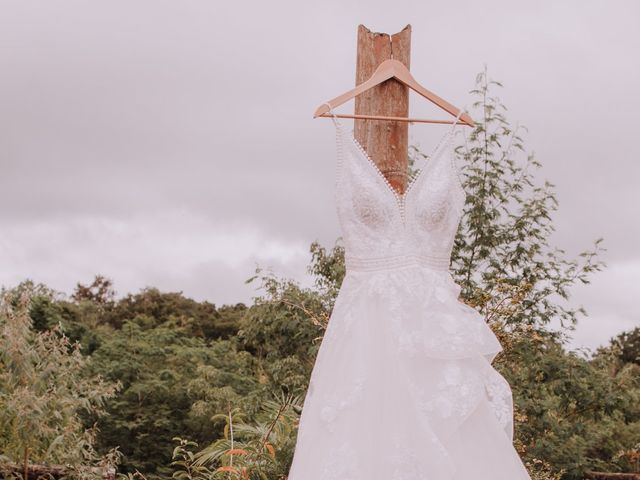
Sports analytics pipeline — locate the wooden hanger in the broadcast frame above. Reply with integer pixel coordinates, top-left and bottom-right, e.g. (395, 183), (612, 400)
(313, 58), (475, 127)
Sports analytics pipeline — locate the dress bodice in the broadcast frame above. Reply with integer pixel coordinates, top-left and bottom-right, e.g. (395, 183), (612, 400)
(326, 106), (467, 273)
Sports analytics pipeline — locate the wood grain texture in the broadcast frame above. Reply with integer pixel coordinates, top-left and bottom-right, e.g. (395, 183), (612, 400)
(355, 24), (411, 195)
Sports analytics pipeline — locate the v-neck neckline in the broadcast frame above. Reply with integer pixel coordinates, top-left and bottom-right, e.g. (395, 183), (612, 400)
(347, 127), (454, 207)
(325, 105), (466, 225)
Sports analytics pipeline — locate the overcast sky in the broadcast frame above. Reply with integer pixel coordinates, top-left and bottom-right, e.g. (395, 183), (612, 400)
(1, 0), (638, 355)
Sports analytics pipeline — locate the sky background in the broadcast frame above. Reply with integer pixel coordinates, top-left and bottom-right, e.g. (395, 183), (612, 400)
(1, 0), (638, 355)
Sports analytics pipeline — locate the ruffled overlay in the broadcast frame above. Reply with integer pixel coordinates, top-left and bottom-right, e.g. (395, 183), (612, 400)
(287, 266), (531, 480)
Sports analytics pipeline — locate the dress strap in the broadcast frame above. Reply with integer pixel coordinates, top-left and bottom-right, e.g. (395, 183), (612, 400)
(450, 105), (466, 131)
(323, 102), (344, 131)
(323, 102), (346, 181)
(448, 106), (468, 190)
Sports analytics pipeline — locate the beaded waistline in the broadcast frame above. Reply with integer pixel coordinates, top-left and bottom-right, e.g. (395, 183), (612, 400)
(345, 253), (450, 272)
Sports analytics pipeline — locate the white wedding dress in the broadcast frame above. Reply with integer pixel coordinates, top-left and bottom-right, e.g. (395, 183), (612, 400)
(287, 105), (532, 480)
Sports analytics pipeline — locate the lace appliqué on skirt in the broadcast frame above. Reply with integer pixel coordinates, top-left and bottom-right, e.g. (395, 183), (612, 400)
(409, 361), (485, 421)
(319, 375), (366, 433)
(320, 440), (361, 480)
(483, 368), (514, 439)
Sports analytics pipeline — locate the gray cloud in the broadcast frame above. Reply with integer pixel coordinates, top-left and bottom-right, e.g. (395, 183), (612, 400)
(1, 0), (638, 351)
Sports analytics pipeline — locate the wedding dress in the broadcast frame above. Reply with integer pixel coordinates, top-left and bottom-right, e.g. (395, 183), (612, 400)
(287, 104), (532, 480)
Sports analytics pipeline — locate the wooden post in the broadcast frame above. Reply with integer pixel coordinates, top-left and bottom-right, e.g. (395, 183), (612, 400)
(355, 24), (412, 195)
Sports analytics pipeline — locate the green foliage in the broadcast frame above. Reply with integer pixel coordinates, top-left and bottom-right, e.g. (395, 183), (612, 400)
(85, 318), (262, 478)
(106, 285), (241, 341)
(3, 276), (259, 478)
(171, 392), (302, 480)
(501, 327), (640, 479)
(239, 266), (330, 392)
(604, 327), (640, 366)
(450, 65), (606, 335)
(0, 280), (121, 477)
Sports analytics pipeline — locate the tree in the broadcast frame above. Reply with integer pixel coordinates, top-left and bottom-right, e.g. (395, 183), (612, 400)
(72, 275), (117, 306)
(449, 65), (605, 337)
(606, 327), (640, 366)
(172, 392), (302, 480)
(0, 280), (121, 478)
(86, 318), (262, 478)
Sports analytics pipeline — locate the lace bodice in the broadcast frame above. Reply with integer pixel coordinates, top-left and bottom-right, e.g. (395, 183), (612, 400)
(325, 105), (467, 273)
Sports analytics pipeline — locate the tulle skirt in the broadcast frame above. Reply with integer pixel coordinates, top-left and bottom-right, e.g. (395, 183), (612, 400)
(287, 264), (532, 480)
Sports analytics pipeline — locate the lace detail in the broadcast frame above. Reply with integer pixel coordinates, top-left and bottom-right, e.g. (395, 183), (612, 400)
(321, 285), (359, 345)
(327, 108), (467, 271)
(345, 252), (450, 272)
(322, 308), (353, 346)
(407, 360), (485, 421)
(483, 368), (515, 440)
(348, 123), (456, 207)
(422, 314), (488, 356)
(319, 375), (365, 433)
(415, 157), (455, 230)
(351, 188), (393, 229)
(334, 113), (346, 189)
(389, 430), (449, 477)
(390, 442), (430, 480)
(389, 429), (455, 480)
(371, 269), (504, 361)
(319, 440), (360, 480)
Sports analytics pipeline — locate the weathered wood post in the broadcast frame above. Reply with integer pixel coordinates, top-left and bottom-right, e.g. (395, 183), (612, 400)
(354, 24), (412, 194)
